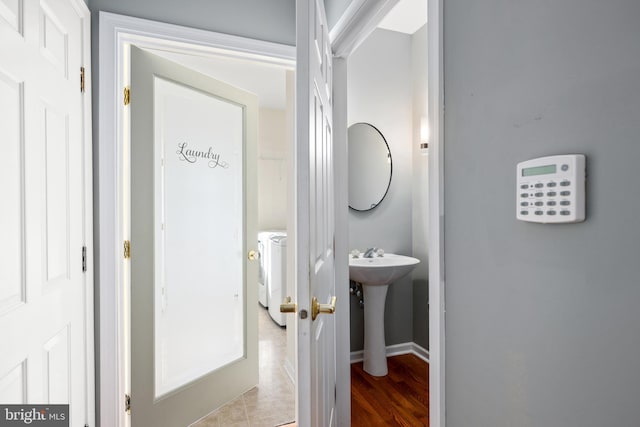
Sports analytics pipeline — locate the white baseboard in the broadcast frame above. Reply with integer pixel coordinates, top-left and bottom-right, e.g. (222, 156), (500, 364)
(350, 342), (429, 364)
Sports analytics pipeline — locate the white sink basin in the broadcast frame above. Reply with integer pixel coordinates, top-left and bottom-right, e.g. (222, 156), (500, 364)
(349, 253), (420, 286)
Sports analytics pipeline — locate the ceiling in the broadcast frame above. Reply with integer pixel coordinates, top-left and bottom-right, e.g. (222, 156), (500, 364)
(377, 0), (428, 35)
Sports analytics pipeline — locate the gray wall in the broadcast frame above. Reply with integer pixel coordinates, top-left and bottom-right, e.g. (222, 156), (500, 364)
(444, 1), (640, 426)
(348, 29), (414, 351)
(89, 0), (295, 45)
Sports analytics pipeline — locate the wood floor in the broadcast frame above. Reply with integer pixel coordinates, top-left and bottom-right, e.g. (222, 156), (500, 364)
(351, 354), (429, 427)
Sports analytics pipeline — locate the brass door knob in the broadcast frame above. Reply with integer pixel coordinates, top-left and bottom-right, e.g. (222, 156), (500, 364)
(280, 296), (297, 313)
(248, 250), (259, 261)
(311, 296), (336, 321)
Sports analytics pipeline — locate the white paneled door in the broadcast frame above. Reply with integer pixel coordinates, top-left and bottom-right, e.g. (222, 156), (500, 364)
(129, 47), (258, 427)
(295, 0), (337, 425)
(0, 0), (91, 425)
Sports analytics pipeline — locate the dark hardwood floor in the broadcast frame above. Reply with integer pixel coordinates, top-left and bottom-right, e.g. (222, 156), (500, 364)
(351, 353), (429, 427)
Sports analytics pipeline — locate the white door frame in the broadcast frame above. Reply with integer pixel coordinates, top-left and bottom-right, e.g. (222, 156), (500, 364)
(77, 1), (96, 424)
(96, 13), (295, 427)
(330, 0), (445, 426)
(427, 1), (445, 425)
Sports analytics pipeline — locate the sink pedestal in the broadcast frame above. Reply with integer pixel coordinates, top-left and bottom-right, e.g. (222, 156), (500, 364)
(362, 284), (389, 376)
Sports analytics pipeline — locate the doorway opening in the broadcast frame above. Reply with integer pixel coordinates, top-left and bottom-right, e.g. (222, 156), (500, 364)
(332, 0), (436, 424)
(96, 12), (296, 427)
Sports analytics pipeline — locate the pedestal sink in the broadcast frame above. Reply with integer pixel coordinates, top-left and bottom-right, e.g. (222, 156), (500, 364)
(349, 253), (420, 376)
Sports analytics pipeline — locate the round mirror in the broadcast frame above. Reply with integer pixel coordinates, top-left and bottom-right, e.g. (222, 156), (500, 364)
(348, 123), (392, 211)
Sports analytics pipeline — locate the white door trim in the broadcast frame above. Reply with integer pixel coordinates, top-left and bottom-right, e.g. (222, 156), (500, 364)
(96, 13), (294, 427)
(73, 0), (96, 425)
(331, 56), (351, 426)
(427, 0), (445, 425)
(329, 0), (399, 57)
(329, 0), (445, 426)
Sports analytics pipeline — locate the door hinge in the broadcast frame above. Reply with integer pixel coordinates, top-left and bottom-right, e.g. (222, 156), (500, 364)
(125, 393), (131, 414)
(333, 235), (336, 257)
(82, 246), (87, 272)
(124, 86), (130, 106)
(124, 240), (131, 259)
(80, 67), (85, 93)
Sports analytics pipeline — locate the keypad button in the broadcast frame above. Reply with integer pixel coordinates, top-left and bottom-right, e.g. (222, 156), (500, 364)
(520, 184), (529, 189)
(534, 210), (544, 216)
(547, 182), (557, 187)
(547, 201), (556, 206)
(547, 210), (557, 215)
(560, 191), (571, 196)
(561, 164), (569, 171)
(534, 183), (544, 188)
(521, 202), (529, 207)
(560, 200), (570, 206)
(535, 192), (544, 197)
(520, 193), (529, 198)
(520, 210), (529, 215)
(560, 210), (571, 216)
(534, 201), (543, 207)
(560, 181), (571, 186)
(547, 191), (557, 197)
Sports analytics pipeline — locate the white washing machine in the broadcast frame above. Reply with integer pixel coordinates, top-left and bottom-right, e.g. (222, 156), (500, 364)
(267, 235), (287, 326)
(257, 230), (285, 308)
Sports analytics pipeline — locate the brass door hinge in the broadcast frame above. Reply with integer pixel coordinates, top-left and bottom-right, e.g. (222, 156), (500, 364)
(124, 86), (131, 106)
(125, 393), (131, 414)
(124, 240), (131, 259)
(80, 67), (85, 93)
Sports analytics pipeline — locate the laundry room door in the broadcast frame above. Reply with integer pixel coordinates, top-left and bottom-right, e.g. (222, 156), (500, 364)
(294, 0), (338, 425)
(129, 47), (258, 427)
(0, 0), (92, 425)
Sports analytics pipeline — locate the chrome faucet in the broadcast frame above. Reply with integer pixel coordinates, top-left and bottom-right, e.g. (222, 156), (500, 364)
(363, 247), (377, 258)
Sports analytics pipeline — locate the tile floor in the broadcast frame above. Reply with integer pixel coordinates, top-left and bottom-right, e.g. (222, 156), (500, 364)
(191, 305), (295, 427)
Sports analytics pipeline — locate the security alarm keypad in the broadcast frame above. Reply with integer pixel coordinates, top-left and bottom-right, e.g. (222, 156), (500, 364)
(516, 154), (585, 223)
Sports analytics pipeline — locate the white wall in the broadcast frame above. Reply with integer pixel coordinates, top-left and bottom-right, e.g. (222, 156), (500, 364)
(258, 108), (288, 230)
(348, 28), (414, 350)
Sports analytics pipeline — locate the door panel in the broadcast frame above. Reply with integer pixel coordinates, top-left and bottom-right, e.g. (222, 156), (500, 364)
(296, 0), (337, 425)
(0, 0), (88, 424)
(43, 105), (70, 282)
(153, 77), (245, 398)
(0, 70), (24, 314)
(130, 47), (258, 427)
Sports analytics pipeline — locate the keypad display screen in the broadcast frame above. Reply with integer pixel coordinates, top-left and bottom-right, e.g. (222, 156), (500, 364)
(522, 164), (556, 177)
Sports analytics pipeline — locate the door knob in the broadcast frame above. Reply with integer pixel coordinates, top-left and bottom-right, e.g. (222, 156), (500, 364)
(280, 296), (297, 313)
(247, 250), (259, 261)
(311, 296), (336, 321)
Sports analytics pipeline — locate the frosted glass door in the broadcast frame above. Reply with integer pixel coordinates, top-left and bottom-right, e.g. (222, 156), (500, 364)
(153, 77), (244, 397)
(130, 46), (258, 427)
